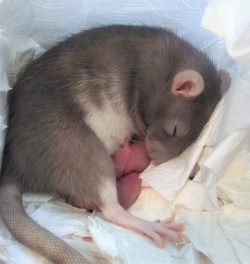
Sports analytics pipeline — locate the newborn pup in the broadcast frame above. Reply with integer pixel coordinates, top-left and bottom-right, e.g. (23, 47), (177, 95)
(69, 137), (149, 209)
(0, 25), (230, 263)
(113, 137), (150, 209)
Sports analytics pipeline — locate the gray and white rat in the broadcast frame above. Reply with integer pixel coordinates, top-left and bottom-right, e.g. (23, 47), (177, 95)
(0, 25), (230, 263)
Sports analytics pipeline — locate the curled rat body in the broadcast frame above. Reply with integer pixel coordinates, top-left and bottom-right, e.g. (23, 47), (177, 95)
(0, 25), (230, 263)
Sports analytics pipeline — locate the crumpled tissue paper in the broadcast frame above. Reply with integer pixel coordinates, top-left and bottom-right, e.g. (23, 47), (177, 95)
(0, 0), (250, 264)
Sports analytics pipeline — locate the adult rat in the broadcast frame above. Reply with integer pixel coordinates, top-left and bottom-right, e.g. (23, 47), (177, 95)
(0, 25), (230, 263)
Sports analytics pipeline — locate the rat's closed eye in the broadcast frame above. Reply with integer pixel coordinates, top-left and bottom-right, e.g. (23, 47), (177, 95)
(163, 122), (178, 138)
(172, 125), (177, 137)
(164, 119), (191, 139)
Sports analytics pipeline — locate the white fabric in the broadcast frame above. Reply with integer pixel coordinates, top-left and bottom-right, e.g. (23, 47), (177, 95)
(0, 0), (250, 263)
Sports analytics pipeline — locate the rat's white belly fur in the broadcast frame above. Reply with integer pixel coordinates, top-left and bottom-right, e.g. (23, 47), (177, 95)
(85, 102), (135, 154)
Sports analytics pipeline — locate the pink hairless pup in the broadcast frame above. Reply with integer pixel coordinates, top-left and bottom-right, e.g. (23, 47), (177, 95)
(67, 136), (150, 210)
(112, 137), (150, 209)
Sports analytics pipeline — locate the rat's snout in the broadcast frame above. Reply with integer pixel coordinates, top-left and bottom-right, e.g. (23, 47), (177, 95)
(145, 136), (170, 165)
(145, 135), (181, 165)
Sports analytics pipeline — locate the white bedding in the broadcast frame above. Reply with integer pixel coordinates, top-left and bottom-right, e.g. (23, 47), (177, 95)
(0, 0), (250, 263)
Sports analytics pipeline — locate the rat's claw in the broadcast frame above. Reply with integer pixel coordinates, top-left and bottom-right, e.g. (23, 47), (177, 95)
(165, 222), (185, 232)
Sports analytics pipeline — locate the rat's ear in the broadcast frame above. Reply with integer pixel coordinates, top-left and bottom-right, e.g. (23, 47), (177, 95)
(171, 70), (204, 99)
(218, 69), (231, 94)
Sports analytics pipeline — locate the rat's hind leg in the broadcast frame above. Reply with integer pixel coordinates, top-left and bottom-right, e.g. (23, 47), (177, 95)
(49, 118), (117, 210)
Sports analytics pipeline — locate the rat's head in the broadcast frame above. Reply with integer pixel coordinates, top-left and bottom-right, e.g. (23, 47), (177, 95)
(141, 69), (230, 165)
